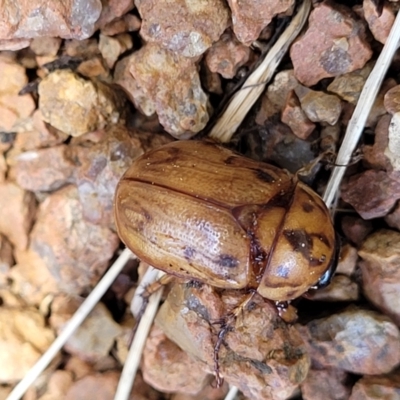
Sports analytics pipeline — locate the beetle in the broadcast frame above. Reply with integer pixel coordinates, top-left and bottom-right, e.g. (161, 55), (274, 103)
(114, 140), (337, 302)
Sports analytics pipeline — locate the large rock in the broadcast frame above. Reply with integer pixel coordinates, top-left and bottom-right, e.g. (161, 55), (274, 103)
(297, 307), (400, 375)
(128, 43), (211, 138)
(156, 282), (310, 400)
(39, 70), (126, 137)
(0, 307), (55, 384)
(227, 0), (295, 45)
(0, 0), (102, 40)
(359, 229), (400, 326)
(136, 0), (230, 57)
(28, 185), (119, 295)
(290, 2), (372, 86)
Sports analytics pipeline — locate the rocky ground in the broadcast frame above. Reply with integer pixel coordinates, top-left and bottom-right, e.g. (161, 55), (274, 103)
(0, 0), (400, 399)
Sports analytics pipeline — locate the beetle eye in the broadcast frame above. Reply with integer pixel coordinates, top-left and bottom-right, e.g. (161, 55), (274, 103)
(312, 266), (334, 289)
(310, 234), (340, 290)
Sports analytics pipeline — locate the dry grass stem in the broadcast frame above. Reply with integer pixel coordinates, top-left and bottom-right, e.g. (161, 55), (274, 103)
(224, 386), (239, 400)
(114, 270), (165, 400)
(208, 0), (311, 143)
(323, 9), (400, 208)
(6, 249), (133, 400)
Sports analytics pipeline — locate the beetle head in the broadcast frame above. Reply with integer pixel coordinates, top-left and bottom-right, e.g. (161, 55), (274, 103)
(256, 181), (337, 302)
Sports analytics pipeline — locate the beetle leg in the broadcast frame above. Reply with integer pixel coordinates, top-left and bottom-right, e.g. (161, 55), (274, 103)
(275, 301), (298, 323)
(295, 149), (338, 182)
(136, 273), (173, 320)
(212, 324), (230, 388)
(141, 273), (174, 300)
(212, 291), (257, 387)
(128, 273), (174, 345)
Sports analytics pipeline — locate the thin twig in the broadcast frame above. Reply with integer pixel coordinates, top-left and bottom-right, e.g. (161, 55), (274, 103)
(114, 270), (165, 400)
(203, 17), (290, 134)
(224, 386), (239, 400)
(113, 267), (165, 399)
(6, 248), (133, 400)
(323, 9), (400, 207)
(208, 0), (311, 143)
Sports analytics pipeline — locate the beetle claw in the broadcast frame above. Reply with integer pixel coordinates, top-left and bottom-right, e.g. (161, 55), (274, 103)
(213, 324), (229, 388)
(209, 317), (225, 326)
(211, 374), (224, 389)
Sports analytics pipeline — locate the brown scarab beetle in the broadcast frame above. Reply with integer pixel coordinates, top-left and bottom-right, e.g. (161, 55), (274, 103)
(114, 140), (337, 302)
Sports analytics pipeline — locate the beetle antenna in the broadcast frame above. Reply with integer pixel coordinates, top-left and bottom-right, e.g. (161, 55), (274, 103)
(296, 150), (333, 180)
(296, 149), (362, 181)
